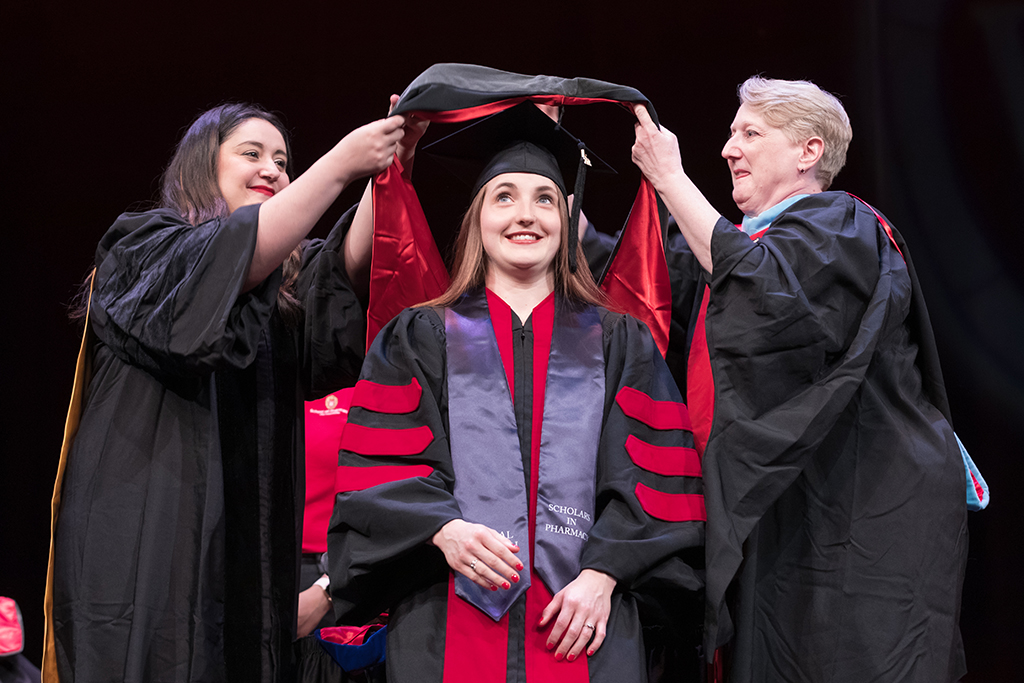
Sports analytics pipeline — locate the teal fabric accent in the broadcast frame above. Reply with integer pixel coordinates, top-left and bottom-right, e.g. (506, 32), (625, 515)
(958, 432), (989, 511)
(740, 194), (811, 235)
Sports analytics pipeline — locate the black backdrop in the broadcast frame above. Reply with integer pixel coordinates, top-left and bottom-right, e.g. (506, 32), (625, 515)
(4, 1), (1021, 679)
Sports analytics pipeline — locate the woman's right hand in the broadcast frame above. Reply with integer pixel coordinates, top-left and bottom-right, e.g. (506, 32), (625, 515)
(631, 102), (719, 273)
(631, 103), (685, 192)
(336, 96), (428, 295)
(334, 115), (407, 185)
(431, 519), (523, 591)
(388, 94), (429, 177)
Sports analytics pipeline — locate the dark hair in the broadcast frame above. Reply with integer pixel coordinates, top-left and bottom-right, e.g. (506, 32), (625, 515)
(71, 103), (302, 323)
(160, 103), (293, 224)
(423, 178), (607, 309)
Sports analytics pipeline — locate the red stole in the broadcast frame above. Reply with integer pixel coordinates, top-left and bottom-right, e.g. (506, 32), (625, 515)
(442, 291), (590, 683)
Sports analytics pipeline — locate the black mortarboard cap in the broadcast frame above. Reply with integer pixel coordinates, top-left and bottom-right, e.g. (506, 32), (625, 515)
(423, 102), (615, 272)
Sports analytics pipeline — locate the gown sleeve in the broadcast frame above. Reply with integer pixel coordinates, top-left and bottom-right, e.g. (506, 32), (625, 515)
(581, 312), (705, 608)
(294, 205), (367, 397)
(326, 307), (463, 626)
(701, 193), (888, 517)
(700, 193), (903, 647)
(706, 193), (881, 418)
(90, 204), (279, 378)
(664, 220), (706, 337)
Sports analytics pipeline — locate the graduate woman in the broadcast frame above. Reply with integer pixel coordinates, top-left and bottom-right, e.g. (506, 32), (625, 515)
(327, 103), (704, 683)
(46, 103), (407, 683)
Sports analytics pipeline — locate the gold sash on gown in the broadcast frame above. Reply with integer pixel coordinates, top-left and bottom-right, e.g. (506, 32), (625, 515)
(42, 270), (94, 683)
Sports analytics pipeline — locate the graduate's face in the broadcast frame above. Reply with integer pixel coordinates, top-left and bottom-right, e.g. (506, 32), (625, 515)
(217, 118), (290, 215)
(722, 104), (806, 217)
(479, 173), (563, 285)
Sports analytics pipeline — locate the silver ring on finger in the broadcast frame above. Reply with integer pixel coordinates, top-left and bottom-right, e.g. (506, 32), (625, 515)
(584, 623), (595, 630)
(469, 560), (478, 571)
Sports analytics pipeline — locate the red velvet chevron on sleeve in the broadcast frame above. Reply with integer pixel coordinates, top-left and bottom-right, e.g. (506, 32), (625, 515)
(351, 378), (423, 414)
(634, 483), (707, 522)
(617, 385), (704, 521)
(340, 424), (433, 456)
(625, 435), (702, 477)
(337, 374), (436, 490)
(615, 385), (692, 430)
(335, 464), (435, 493)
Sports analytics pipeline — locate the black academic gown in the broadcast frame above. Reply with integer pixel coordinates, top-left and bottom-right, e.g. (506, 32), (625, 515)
(51, 203), (365, 683)
(665, 192), (968, 682)
(327, 291), (705, 683)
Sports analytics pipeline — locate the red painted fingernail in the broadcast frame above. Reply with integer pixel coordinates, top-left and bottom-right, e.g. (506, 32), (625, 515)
(554, 652), (564, 661)
(516, 562), (524, 571)
(546, 641), (555, 650)
(567, 654), (575, 662)
(502, 581), (510, 590)
(587, 649), (595, 656)
(511, 574), (519, 583)
(490, 585), (498, 592)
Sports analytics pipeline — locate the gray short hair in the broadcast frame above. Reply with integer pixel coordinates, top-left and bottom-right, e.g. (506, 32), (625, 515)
(738, 77), (852, 190)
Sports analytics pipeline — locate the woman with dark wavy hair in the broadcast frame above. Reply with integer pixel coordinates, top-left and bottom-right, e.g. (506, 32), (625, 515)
(46, 102), (407, 683)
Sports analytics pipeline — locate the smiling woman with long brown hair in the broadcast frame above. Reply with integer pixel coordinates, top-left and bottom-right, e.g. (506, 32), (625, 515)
(326, 103), (704, 683)
(46, 102), (407, 683)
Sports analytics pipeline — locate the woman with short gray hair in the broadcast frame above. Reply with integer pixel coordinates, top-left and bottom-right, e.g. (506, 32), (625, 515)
(632, 77), (969, 682)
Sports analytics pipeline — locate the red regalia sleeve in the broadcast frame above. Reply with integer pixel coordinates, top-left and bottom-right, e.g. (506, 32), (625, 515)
(581, 313), (705, 591)
(335, 377), (436, 492)
(327, 308), (463, 628)
(599, 178), (673, 358)
(367, 160), (450, 350)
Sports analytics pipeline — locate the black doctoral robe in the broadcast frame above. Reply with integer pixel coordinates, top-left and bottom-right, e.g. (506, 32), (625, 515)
(50, 203), (366, 683)
(327, 291), (705, 683)
(664, 192), (968, 682)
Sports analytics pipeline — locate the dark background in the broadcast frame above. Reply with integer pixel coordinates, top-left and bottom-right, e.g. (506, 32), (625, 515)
(4, 0), (1021, 679)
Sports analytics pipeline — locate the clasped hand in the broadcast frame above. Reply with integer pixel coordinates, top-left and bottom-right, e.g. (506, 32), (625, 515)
(432, 520), (616, 659)
(432, 519), (522, 591)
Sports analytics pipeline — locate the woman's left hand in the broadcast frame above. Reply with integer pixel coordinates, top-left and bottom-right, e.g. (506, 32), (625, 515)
(296, 576), (333, 638)
(537, 569), (616, 661)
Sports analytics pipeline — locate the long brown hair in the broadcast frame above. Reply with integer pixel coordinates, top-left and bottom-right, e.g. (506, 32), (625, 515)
(72, 104), (304, 323)
(424, 179), (607, 309)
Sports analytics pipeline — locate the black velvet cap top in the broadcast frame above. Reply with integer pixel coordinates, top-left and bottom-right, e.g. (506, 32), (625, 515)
(423, 102), (613, 200)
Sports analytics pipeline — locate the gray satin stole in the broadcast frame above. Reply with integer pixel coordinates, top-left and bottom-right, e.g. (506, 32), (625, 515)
(445, 291), (604, 620)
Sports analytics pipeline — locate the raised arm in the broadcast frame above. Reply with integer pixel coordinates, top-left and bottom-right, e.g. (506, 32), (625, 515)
(244, 115), (406, 290)
(341, 95), (430, 298)
(631, 104), (720, 274)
